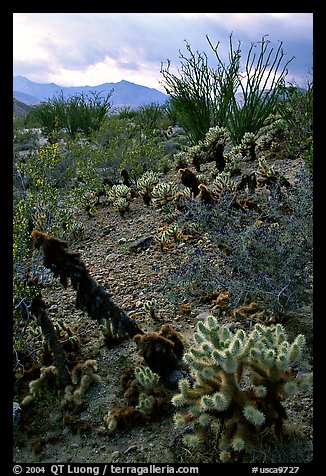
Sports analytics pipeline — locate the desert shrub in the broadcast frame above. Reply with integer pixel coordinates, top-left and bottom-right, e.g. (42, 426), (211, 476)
(65, 133), (120, 198)
(137, 102), (170, 131)
(300, 136), (313, 172)
(13, 143), (85, 355)
(13, 198), (55, 360)
(164, 246), (224, 307)
(234, 170), (311, 313)
(276, 80), (313, 169)
(160, 39), (226, 144)
(225, 35), (292, 144)
(95, 112), (165, 182)
(33, 90), (113, 141)
(161, 99), (178, 126)
(163, 168), (312, 317)
(16, 142), (77, 193)
(13, 116), (40, 147)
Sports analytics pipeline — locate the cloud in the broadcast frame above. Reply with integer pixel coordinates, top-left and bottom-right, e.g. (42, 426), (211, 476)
(13, 13), (313, 89)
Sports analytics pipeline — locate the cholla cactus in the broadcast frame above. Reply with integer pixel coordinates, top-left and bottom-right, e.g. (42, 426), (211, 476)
(256, 157), (291, 191)
(61, 359), (101, 407)
(134, 366), (160, 390)
(21, 365), (59, 406)
(166, 222), (180, 242)
(179, 187), (193, 199)
(106, 184), (132, 216)
(203, 126), (230, 151)
(137, 171), (160, 205)
(107, 184), (132, 202)
(104, 365), (169, 434)
(174, 151), (190, 170)
(256, 114), (285, 152)
(53, 319), (80, 353)
(186, 145), (202, 172)
(151, 182), (178, 207)
(79, 191), (99, 217)
(172, 315), (312, 461)
(257, 157), (277, 183)
(144, 298), (157, 319)
(135, 393), (156, 415)
(116, 197), (130, 216)
(155, 223), (181, 250)
(214, 171), (237, 195)
(223, 147), (243, 175)
(239, 132), (257, 161)
(203, 126), (230, 171)
(154, 229), (171, 251)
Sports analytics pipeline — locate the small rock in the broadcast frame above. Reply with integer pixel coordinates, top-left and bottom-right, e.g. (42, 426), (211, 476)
(129, 236), (155, 252)
(105, 253), (117, 260)
(195, 311), (212, 322)
(177, 242), (186, 249)
(48, 304), (58, 312)
(13, 402), (21, 425)
(125, 304), (136, 312)
(124, 445), (138, 454)
(118, 237), (127, 245)
(167, 369), (188, 387)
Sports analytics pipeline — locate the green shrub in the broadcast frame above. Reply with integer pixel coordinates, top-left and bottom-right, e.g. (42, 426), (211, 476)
(137, 102), (169, 131)
(33, 90), (113, 141)
(160, 39), (226, 144)
(276, 80), (313, 169)
(95, 112), (165, 182)
(160, 34), (293, 145)
(163, 168), (312, 318)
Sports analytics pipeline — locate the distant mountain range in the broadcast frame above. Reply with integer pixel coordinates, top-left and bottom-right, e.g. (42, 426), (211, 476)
(13, 97), (34, 116)
(13, 75), (168, 108)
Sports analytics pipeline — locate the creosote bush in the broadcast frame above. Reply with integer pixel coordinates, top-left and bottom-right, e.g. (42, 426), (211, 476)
(172, 315), (312, 461)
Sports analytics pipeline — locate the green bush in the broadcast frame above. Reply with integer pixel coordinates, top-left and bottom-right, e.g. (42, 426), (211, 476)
(137, 102), (170, 131)
(160, 34), (293, 145)
(160, 39), (224, 144)
(276, 80), (313, 169)
(94, 112), (165, 182)
(13, 143), (82, 333)
(33, 90), (113, 141)
(163, 168), (312, 318)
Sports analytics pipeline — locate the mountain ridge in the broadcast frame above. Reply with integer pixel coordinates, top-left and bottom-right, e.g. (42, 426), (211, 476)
(13, 75), (168, 107)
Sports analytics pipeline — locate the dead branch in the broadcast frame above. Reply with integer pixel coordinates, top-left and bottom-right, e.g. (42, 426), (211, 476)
(31, 230), (143, 340)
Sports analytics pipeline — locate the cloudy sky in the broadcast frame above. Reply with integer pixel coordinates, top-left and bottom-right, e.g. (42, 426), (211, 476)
(13, 13), (313, 92)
